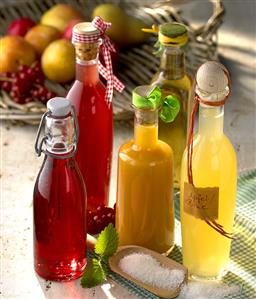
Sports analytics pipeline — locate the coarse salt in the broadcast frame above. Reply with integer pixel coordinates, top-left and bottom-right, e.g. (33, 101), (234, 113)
(177, 281), (241, 299)
(118, 253), (185, 291)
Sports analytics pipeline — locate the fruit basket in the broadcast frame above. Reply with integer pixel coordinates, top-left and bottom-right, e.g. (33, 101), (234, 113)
(0, 0), (224, 124)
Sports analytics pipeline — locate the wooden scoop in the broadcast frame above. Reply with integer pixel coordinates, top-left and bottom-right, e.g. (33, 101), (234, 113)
(109, 245), (188, 299)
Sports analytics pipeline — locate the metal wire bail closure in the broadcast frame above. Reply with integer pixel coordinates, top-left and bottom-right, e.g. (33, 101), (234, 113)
(34, 106), (79, 159)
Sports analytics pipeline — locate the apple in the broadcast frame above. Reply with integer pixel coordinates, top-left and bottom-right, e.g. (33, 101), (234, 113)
(25, 24), (61, 56)
(0, 36), (36, 73)
(63, 19), (84, 40)
(41, 4), (84, 32)
(6, 17), (36, 36)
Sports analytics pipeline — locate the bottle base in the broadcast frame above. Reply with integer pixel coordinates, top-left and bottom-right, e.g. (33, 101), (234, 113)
(35, 258), (86, 282)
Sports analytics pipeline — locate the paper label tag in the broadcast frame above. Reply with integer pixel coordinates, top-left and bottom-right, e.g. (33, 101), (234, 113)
(184, 182), (219, 220)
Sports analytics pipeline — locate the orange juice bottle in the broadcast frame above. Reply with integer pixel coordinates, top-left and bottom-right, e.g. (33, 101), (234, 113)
(116, 85), (180, 254)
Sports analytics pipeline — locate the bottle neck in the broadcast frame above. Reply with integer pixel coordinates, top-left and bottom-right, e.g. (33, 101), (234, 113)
(198, 105), (224, 137)
(74, 41), (100, 85)
(76, 58), (99, 85)
(45, 114), (76, 157)
(159, 46), (185, 79)
(134, 109), (158, 148)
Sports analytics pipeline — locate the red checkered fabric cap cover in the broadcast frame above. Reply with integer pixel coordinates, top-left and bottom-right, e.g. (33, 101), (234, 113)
(72, 16), (125, 104)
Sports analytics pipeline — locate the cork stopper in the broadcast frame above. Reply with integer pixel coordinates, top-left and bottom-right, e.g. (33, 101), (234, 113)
(196, 61), (230, 102)
(72, 22), (101, 61)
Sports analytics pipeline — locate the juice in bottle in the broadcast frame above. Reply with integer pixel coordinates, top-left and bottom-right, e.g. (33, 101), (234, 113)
(116, 85), (180, 254)
(150, 23), (193, 188)
(33, 97), (87, 281)
(180, 62), (237, 279)
(67, 18), (124, 210)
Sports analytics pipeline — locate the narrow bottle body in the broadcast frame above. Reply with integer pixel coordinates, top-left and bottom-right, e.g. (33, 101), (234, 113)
(33, 156), (87, 281)
(151, 48), (192, 188)
(180, 106), (237, 279)
(116, 109), (175, 254)
(67, 62), (113, 210)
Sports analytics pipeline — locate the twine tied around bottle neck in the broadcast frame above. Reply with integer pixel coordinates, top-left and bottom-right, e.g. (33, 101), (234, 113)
(72, 17), (124, 104)
(187, 67), (233, 239)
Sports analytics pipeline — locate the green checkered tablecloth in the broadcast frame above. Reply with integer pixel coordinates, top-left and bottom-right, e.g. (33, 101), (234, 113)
(89, 169), (256, 298)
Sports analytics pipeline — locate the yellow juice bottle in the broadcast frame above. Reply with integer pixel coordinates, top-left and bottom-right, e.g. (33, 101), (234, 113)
(116, 85), (180, 254)
(150, 23), (193, 188)
(180, 61), (237, 279)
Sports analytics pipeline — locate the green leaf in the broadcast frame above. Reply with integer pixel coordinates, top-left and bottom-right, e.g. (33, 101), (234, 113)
(80, 259), (106, 288)
(95, 223), (119, 257)
(160, 95), (180, 123)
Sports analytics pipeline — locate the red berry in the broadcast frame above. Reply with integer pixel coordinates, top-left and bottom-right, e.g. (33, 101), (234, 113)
(12, 94), (25, 104)
(10, 90), (19, 98)
(46, 91), (54, 99)
(18, 65), (29, 73)
(27, 68), (36, 79)
(35, 76), (44, 85)
(10, 73), (16, 79)
(93, 215), (98, 222)
(31, 89), (39, 97)
(1, 81), (12, 92)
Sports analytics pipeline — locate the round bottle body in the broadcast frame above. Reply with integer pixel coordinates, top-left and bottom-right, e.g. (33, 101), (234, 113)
(116, 122), (175, 254)
(180, 108), (237, 279)
(33, 156), (87, 281)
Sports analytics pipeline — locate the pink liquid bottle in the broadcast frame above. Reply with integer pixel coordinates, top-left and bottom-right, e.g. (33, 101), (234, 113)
(33, 97), (87, 281)
(67, 17), (124, 210)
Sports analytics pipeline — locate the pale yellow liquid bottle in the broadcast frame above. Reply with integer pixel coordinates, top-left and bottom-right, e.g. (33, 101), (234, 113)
(151, 23), (192, 188)
(180, 62), (237, 279)
(116, 86), (175, 254)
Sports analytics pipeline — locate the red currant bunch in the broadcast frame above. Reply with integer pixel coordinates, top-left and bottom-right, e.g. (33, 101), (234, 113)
(87, 204), (116, 235)
(0, 62), (56, 104)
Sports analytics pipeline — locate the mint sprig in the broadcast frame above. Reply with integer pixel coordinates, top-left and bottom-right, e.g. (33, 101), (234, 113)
(81, 223), (119, 288)
(95, 223), (119, 257)
(81, 259), (106, 288)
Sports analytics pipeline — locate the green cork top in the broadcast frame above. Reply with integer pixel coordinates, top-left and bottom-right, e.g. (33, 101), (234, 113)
(159, 23), (187, 38)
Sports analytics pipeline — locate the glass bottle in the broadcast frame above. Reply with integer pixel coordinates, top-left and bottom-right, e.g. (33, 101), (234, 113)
(33, 97), (87, 281)
(67, 21), (114, 210)
(116, 85), (176, 254)
(151, 23), (192, 188)
(180, 62), (237, 280)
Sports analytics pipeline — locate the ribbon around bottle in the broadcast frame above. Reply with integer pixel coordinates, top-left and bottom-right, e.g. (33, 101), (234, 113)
(72, 17), (124, 104)
(92, 17), (125, 104)
(133, 86), (180, 123)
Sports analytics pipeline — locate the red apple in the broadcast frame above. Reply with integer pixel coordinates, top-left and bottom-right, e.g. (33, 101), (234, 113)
(7, 17), (36, 37)
(63, 19), (84, 40)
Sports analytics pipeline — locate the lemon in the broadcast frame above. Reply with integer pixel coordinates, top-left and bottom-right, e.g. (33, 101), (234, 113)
(41, 39), (75, 83)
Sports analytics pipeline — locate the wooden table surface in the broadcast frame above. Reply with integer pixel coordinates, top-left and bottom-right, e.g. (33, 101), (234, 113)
(1, 4), (256, 298)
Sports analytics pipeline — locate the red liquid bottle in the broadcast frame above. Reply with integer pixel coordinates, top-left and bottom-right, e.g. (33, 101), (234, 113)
(33, 97), (87, 281)
(67, 19), (124, 210)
